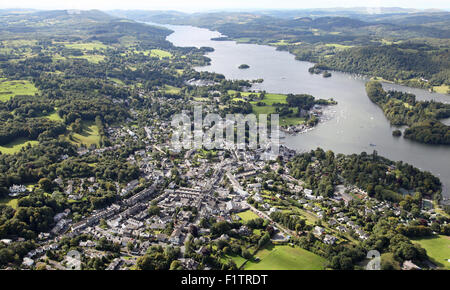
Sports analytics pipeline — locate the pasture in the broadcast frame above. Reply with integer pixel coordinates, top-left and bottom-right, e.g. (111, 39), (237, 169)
(0, 197), (18, 209)
(0, 138), (39, 154)
(149, 49), (173, 59)
(0, 80), (39, 102)
(412, 235), (450, 269)
(236, 210), (260, 222)
(69, 121), (101, 147)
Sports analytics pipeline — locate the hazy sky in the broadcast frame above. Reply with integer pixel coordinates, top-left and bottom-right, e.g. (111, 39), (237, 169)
(0, 0), (448, 12)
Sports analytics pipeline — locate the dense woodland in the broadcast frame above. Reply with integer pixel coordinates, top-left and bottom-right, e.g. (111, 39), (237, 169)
(288, 148), (442, 203)
(313, 45), (450, 88)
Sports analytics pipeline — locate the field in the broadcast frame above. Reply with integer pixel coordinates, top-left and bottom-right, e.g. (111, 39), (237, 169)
(248, 93), (306, 126)
(255, 93), (287, 106)
(162, 85), (181, 94)
(236, 210), (260, 222)
(69, 121), (101, 147)
(0, 79), (39, 102)
(324, 43), (354, 50)
(432, 84), (450, 94)
(412, 235), (450, 269)
(0, 138), (39, 154)
(0, 197), (19, 209)
(244, 244), (326, 270)
(44, 111), (64, 122)
(221, 254), (247, 268)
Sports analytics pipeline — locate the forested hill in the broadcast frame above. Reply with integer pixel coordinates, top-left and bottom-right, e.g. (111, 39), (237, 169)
(112, 11), (450, 39)
(366, 81), (450, 145)
(314, 45), (450, 88)
(0, 9), (173, 48)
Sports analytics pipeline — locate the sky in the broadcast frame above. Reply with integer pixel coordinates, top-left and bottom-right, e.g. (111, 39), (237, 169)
(0, 0), (448, 12)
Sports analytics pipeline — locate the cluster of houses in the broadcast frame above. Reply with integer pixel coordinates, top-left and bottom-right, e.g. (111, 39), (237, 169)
(8, 184), (27, 197)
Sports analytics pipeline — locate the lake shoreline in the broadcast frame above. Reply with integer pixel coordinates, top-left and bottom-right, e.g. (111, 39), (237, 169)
(157, 22), (450, 205)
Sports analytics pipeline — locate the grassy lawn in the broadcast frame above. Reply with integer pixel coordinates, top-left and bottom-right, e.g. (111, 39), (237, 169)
(228, 90), (308, 126)
(245, 244), (326, 270)
(69, 121), (100, 147)
(279, 116), (306, 126)
(412, 235), (450, 269)
(0, 138), (39, 154)
(149, 49), (172, 59)
(252, 104), (305, 126)
(0, 197), (19, 209)
(0, 79), (39, 102)
(258, 93), (287, 106)
(193, 97), (209, 102)
(162, 85), (181, 94)
(44, 111), (64, 122)
(432, 84), (449, 94)
(236, 210), (260, 222)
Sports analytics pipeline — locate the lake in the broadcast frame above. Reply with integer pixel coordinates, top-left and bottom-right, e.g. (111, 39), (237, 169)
(155, 23), (450, 204)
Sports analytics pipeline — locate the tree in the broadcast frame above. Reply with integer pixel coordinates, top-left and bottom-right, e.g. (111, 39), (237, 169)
(258, 233), (271, 248)
(170, 260), (182, 270)
(127, 242), (134, 252)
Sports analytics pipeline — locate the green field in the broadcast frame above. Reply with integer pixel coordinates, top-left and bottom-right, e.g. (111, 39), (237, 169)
(69, 121), (101, 147)
(149, 49), (172, 59)
(432, 84), (450, 94)
(44, 111), (64, 122)
(236, 210), (260, 222)
(249, 93), (306, 126)
(162, 85), (181, 94)
(193, 97), (210, 102)
(0, 197), (19, 209)
(0, 80), (39, 102)
(221, 254), (247, 268)
(324, 43), (354, 50)
(412, 235), (450, 269)
(244, 244), (326, 270)
(0, 138), (39, 154)
(256, 93), (287, 106)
